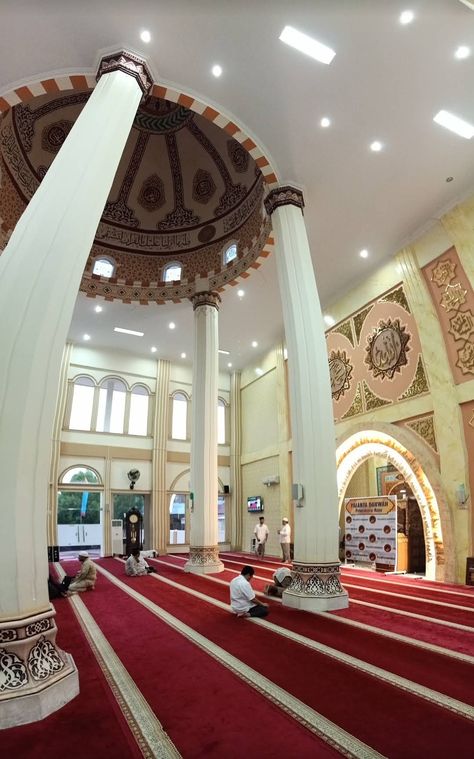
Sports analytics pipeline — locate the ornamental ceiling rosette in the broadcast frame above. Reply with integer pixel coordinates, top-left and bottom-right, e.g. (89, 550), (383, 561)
(364, 318), (410, 380)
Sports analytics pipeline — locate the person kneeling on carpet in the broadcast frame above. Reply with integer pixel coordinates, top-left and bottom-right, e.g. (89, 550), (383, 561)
(125, 547), (156, 576)
(264, 566), (292, 598)
(68, 551), (97, 593)
(230, 565), (269, 618)
(48, 573), (72, 599)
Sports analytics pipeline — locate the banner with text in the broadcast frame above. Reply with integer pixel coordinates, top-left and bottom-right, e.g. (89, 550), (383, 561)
(344, 496), (397, 568)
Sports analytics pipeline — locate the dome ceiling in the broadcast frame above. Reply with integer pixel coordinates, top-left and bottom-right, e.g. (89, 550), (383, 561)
(0, 89), (270, 303)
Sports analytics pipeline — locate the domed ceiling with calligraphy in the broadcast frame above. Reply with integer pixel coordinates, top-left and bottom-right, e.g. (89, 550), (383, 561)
(0, 89), (270, 302)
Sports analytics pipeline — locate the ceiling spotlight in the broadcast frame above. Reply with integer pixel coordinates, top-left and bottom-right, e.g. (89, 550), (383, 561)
(237, 289), (245, 297)
(114, 327), (144, 337)
(140, 30), (151, 43)
(324, 314), (336, 326)
(433, 110), (474, 139)
(83, 334), (91, 341)
(212, 64), (223, 77)
(151, 346), (157, 353)
(180, 352), (186, 359)
(279, 25), (336, 65)
(227, 362), (233, 368)
(320, 117), (331, 128)
(169, 322), (176, 330)
(359, 248), (369, 259)
(455, 46), (471, 60)
(251, 341), (258, 348)
(370, 141), (383, 152)
(255, 368), (264, 376)
(94, 305), (103, 313)
(399, 10), (414, 25)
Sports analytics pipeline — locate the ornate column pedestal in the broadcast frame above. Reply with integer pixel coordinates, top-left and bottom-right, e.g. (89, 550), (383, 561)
(184, 292), (224, 575)
(0, 609), (78, 728)
(0, 51), (152, 727)
(283, 561), (348, 612)
(265, 186), (348, 612)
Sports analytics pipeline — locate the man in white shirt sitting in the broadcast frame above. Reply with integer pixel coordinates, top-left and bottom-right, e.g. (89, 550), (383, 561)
(125, 547), (155, 576)
(229, 566), (269, 618)
(264, 566), (292, 597)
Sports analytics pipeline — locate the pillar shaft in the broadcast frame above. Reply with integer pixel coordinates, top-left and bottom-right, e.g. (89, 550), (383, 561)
(265, 187), (348, 611)
(185, 292), (224, 573)
(0, 51), (150, 727)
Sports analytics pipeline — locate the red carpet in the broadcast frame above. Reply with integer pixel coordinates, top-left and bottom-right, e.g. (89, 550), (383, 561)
(2, 592), (143, 759)
(99, 558), (474, 759)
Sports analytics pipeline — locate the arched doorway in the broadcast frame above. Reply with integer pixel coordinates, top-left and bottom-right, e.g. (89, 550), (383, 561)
(336, 424), (453, 582)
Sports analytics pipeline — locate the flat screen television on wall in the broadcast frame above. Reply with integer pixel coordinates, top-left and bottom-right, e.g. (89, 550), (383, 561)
(247, 496), (264, 513)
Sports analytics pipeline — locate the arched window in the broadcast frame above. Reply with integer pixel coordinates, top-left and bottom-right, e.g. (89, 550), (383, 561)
(97, 378), (127, 433)
(92, 257), (115, 278)
(60, 466), (101, 485)
(70, 376), (95, 431)
(171, 392), (188, 440)
(223, 243), (237, 265)
(129, 385), (149, 435)
(164, 263), (182, 283)
(218, 398), (226, 445)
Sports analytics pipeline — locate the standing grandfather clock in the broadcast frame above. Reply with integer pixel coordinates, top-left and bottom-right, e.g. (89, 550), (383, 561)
(125, 507), (143, 556)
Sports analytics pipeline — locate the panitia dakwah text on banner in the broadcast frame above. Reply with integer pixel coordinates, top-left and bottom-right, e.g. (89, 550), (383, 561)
(344, 496), (397, 569)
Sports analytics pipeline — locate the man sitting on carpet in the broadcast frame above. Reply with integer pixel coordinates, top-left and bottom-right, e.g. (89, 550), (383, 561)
(68, 550), (97, 593)
(125, 547), (156, 576)
(264, 566), (292, 598)
(230, 565), (269, 618)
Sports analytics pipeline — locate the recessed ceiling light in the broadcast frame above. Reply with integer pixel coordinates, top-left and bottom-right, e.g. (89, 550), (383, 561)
(169, 322), (176, 330)
(359, 248), (369, 259)
(151, 346), (157, 353)
(251, 341), (258, 348)
(212, 64), (223, 77)
(324, 315), (336, 326)
(218, 349), (230, 355)
(114, 327), (144, 337)
(237, 289), (245, 297)
(455, 45), (471, 60)
(181, 352), (186, 359)
(227, 362), (233, 368)
(83, 334), (91, 341)
(94, 305), (103, 313)
(433, 110), (474, 139)
(255, 368), (264, 376)
(320, 117), (331, 128)
(399, 10), (414, 25)
(140, 30), (151, 43)
(370, 141), (383, 152)
(279, 25), (336, 64)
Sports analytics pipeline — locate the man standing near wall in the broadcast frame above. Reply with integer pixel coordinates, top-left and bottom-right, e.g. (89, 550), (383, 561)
(278, 518), (291, 563)
(254, 515), (269, 557)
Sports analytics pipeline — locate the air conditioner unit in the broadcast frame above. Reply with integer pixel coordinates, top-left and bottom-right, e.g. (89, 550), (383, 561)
(111, 519), (123, 555)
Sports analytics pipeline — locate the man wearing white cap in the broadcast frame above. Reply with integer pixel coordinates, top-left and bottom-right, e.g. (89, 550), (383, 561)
(277, 518), (291, 563)
(68, 550), (97, 593)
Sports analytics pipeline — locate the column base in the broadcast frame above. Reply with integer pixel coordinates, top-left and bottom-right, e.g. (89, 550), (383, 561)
(282, 560), (349, 613)
(0, 607), (79, 728)
(184, 546), (224, 574)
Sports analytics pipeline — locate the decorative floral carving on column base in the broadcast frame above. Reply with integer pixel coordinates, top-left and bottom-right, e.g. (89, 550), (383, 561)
(283, 561), (349, 613)
(184, 546), (224, 574)
(0, 607), (78, 728)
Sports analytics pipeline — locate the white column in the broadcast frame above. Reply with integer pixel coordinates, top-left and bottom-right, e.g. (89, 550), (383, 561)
(265, 187), (348, 612)
(185, 292), (224, 573)
(152, 359), (171, 554)
(0, 51), (152, 727)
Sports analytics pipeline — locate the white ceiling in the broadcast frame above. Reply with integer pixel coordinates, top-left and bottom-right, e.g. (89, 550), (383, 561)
(2, 0), (474, 371)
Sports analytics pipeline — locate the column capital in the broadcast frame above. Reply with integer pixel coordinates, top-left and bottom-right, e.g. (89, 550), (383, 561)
(96, 51), (153, 97)
(190, 291), (221, 311)
(264, 185), (305, 216)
